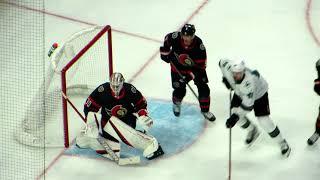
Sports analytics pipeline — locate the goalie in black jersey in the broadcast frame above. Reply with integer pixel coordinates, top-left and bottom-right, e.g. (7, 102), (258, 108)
(159, 24), (215, 121)
(76, 72), (164, 161)
(307, 59), (320, 145)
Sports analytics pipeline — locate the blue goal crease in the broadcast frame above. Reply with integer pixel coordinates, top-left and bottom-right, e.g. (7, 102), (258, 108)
(64, 98), (206, 164)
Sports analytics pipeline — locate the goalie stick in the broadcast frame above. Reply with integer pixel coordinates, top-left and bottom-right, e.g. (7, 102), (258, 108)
(61, 91), (141, 165)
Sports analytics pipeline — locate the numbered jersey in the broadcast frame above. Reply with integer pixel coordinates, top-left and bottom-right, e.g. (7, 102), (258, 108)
(162, 31), (207, 71)
(84, 82), (147, 127)
(219, 59), (268, 108)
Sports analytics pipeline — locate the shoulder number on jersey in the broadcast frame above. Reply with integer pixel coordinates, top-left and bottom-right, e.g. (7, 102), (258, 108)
(131, 85), (137, 93)
(200, 43), (205, 51)
(98, 85), (104, 92)
(172, 32), (178, 39)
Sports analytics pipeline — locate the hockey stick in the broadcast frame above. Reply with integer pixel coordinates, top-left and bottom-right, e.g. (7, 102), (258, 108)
(171, 52), (199, 99)
(61, 91), (141, 165)
(171, 53), (216, 121)
(228, 90), (232, 180)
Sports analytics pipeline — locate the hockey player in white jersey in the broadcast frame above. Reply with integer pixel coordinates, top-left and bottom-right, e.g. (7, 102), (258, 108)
(219, 59), (291, 157)
(307, 59), (320, 145)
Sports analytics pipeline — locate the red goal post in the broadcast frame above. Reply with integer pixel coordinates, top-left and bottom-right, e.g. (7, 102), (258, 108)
(61, 25), (113, 147)
(16, 25), (113, 148)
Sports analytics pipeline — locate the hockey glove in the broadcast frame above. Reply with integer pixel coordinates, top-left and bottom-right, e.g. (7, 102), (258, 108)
(222, 77), (232, 90)
(178, 54), (195, 67)
(230, 94), (242, 108)
(160, 46), (171, 63)
(179, 71), (195, 83)
(137, 115), (153, 132)
(137, 109), (153, 131)
(314, 79), (320, 96)
(226, 113), (240, 128)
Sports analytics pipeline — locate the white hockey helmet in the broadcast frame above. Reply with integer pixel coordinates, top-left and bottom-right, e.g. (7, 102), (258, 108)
(110, 72), (125, 97)
(231, 60), (245, 73)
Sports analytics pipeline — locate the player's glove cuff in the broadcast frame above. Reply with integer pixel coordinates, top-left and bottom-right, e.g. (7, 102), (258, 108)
(137, 109), (148, 116)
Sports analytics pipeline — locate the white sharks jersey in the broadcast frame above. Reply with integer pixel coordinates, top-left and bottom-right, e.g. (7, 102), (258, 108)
(219, 59), (268, 109)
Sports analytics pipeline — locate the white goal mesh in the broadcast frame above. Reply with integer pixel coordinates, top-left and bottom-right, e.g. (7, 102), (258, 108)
(16, 25), (113, 148)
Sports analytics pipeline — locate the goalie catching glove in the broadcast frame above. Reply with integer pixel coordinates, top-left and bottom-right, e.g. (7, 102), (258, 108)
(136, 109), (153, 132)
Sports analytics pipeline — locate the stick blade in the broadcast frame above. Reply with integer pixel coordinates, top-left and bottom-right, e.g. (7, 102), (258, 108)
(118, 156), (141, 166)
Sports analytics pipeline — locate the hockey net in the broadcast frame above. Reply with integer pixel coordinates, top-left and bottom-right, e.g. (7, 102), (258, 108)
(16, 25), (113, 148)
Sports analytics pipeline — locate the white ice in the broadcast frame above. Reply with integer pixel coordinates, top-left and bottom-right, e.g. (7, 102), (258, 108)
(1, 0), (320, 180)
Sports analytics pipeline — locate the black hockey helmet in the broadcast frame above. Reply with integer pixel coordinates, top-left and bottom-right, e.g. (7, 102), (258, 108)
(181, 24), (196, 36)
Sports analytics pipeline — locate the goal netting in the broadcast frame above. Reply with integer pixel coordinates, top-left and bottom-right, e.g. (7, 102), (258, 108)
(16, 25), (113, 148)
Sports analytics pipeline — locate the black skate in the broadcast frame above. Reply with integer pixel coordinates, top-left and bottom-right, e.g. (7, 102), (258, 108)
(202, 111), (216, 122)
(280, 139), (291, 157)
(307, 132), (319, 145)
(173, 103), (181, 117)
(146, 145), (164, 160)
(245, 125), (260, 145)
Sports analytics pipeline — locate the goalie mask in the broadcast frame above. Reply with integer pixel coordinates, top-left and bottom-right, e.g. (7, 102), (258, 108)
(110, 72), (125, 98)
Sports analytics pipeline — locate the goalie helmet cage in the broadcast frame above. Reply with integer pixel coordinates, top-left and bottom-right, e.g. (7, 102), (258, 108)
(16, 25), (113, 148)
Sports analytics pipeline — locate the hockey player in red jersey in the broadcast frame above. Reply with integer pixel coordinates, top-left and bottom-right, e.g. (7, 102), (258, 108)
(76, 72), (164, 161)
(159, 24), (215, 121)
(307, 59), (320, 145)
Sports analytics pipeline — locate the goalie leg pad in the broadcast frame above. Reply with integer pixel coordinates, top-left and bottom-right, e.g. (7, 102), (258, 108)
(143, 137), (164, 160)
(76, 112), (106, 150)
(104, 116), (161, 153)
(76, 135), (105, 150)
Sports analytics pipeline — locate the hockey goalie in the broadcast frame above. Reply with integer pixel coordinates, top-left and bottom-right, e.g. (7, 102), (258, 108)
(76, 72), (164, 164)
